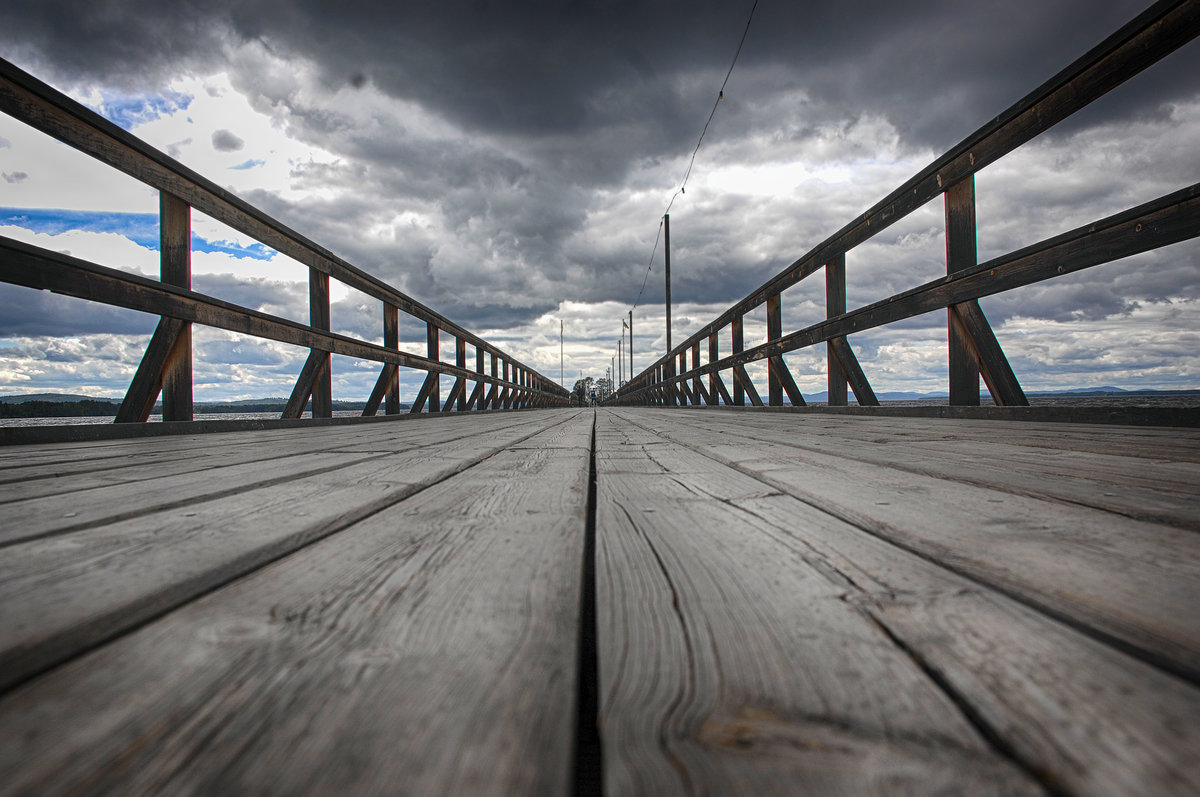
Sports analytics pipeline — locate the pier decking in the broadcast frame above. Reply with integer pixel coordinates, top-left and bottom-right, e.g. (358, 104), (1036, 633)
(1, 408), (1197, 795)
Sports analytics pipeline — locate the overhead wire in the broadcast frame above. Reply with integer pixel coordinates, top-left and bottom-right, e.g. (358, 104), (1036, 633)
(629, 0), (759, 315)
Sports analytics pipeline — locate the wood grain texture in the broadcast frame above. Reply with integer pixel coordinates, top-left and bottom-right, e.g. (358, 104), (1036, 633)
(0, 412), (573, 690)
(599, 409), (1200, 795)
(593, 412), (1039, 795)
(616, 409), (1200, 683)
(0, 410), (593, 796)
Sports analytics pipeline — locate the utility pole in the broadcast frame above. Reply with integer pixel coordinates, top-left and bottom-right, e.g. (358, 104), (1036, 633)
(559, 319), (564, 389)
(664, 213), (672, 354)
(628, 310), (633, 377)
(618, 331), (623, 386)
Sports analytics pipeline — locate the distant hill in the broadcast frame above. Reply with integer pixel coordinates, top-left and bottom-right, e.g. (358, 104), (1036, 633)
(0, 394), (403, 418)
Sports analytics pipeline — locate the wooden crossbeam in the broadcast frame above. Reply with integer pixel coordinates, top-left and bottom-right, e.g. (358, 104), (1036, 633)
(283, 350), (330, 419)
(951, 301), (1029, 407)
(767, 355), (806, 406)
(362, 363), (397, 417)
(114, 317), (189, 423)
(409, 372), (439, 414)
(733, 365), (763, 406)
(829, 337), (880, 407)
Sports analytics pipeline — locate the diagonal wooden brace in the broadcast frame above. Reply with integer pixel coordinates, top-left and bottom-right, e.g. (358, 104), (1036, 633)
(442, 377), (466, 412)
(767, 356), (806, 406)
(829, 337), (879, 406)
(733, 365), (764, 406)
(409, 372), (439, 414)
(712, 372), (734, 406)
(282, 350), (330, 418)
(951, 300), (1029, 406)
(465, 381), (486, 411)
(362, 363), (397, 417)
(115, 316), (189, 423)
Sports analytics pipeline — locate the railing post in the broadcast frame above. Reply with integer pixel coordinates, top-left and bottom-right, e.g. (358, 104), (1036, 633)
(946, 176), (980, 406)
(456, 336), (467, 411)
(766, 293), (783, 406)
(826, 254), (848, 406)
(692, 341), (704, 405)
(708, 332), (719, 405)
(160, 192), (192, 421)
(427, 322), (441, 413)
(732, 315), (745, 406)
(309, 268), (332, 418)
(384, 303), (400, 414)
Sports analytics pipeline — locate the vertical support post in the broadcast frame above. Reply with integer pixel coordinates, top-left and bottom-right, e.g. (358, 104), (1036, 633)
(427, 322), (440, 413)
(456, 336), (467, 411)
(310, 269), (332, 418)
(766, 293), (783, 407)
(946, 176), (980, 405)
(160, 191), (192, 421)
(691, 341), (702, 404)
(384, 303), (400, 414)
(708, 332), (719, 405)
(826, 253), (848, 406)
(618, 333), (623, 386)
(732, 314), (745, 406)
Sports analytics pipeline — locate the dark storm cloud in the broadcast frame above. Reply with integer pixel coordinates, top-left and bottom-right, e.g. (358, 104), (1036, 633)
(2, 0), (1197, 336)
(211, 129), (245, 151)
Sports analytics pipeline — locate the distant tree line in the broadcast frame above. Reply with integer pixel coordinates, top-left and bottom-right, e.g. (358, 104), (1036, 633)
(0, 399), (378, 418)
(0, 400), (122, 418)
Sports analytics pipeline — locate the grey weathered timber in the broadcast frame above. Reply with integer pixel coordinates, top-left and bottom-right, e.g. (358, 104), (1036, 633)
(828, 336), (879, 406)
(0, 413), (568, 693)
(945, 176), (981, 406)
(113, 317), (189, 423)
(159, 191), (192, 421)
(952, 300), (1029, 407)
(826, 255), (848, 406)
(602, 408), (1200, 795)
(621, 408), (1200, 684)
(0, 411), (592, 796)
(594, 413), (1040, 794)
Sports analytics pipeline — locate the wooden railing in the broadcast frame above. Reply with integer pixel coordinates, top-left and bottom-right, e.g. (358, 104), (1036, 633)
(0, 59), (570, 422)
(610, 0), (1200, 409)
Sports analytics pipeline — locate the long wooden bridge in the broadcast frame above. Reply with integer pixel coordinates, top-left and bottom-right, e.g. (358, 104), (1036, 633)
(2, 2), (1200, 795)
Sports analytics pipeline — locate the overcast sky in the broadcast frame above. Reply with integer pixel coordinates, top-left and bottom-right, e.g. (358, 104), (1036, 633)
(1, 0), (1198, 403)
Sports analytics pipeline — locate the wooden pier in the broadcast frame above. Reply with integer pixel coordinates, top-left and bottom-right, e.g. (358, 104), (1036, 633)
(1, 408), (1198, 795)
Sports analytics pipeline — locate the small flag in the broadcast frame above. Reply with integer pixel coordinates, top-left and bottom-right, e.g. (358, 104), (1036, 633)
(622, 320), (628, 329)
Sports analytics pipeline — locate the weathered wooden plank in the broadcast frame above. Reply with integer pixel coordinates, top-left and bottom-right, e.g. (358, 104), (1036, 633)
(0, 411), (592, 794)
(0, 415), (575, 693)
(652, 410), (1200, 530)
(593, 413), (1039, 794)
(733, 491), (1200, 796)
(0, 413), (554, 547)
(619, 410), (1200, 683)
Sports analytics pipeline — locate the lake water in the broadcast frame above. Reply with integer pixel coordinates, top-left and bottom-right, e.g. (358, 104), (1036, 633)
(2, 395), (1195, 428)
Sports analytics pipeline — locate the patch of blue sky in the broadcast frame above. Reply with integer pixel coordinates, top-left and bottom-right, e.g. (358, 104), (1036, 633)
(0, 207), (275, 261)
(88, 91), (193, 131)
(229, 159), (266, 171)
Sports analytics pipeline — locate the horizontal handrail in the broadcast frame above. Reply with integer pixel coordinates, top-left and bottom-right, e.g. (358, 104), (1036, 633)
(614, 183), (1200, 403)
(0, 56), (561, 396)
(0, 237), (541, 395)
(613, 0), (1200, 407)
